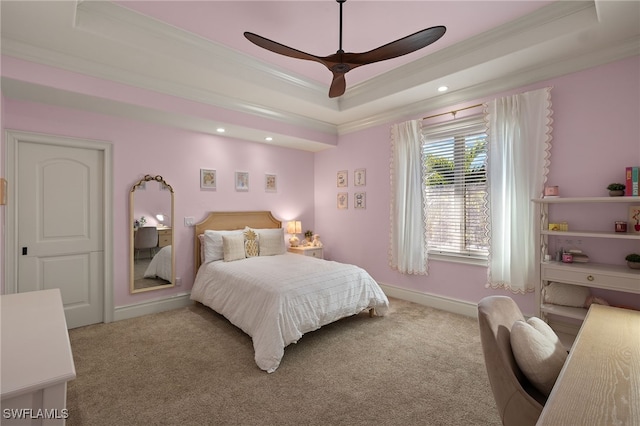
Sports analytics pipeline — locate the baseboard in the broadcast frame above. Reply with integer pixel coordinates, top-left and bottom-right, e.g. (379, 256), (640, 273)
(113, 292), (193, 322)
(378, 283), (478, 318)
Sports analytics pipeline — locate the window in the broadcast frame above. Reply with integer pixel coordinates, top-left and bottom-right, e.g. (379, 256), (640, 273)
(422, 115), (489, 259)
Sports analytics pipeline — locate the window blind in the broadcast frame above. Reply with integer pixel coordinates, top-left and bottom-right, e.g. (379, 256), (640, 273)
(422, 115), (489, 257)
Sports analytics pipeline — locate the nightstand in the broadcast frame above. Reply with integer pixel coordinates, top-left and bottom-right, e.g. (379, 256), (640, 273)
(287, 246), (323, 259)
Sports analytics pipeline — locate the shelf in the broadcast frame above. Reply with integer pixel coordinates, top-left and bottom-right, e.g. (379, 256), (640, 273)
(533, 196), (640, 204)
(541, 230), (640, 240)
(541, 303), (588, 320)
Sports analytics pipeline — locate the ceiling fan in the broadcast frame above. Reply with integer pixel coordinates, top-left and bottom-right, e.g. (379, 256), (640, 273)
(244, 0), (446, 98)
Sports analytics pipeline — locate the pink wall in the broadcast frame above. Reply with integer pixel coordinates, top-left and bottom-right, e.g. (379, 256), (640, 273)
(1, 56), (638, 317)
(1, 102), (315, 306)
(314, 56), (640, 316)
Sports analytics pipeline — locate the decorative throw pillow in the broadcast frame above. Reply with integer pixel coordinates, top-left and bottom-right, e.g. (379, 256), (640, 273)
(203, 230), (242, 263)
(510, 319), (567, 396)
(222, 234), (246, 262)
(526, 317), (566, 356)
(256, 228), (285, 256)
(244, 229), (259, 257)
(543, 282), (591, 308)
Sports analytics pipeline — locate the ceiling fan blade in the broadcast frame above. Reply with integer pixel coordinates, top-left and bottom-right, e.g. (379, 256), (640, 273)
(348, 26), (446, 66)
(328, 72), (346, 98)
(244, 32), (326, 66)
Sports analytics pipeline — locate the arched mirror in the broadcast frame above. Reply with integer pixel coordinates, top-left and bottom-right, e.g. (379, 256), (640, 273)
(130, 175), (175, 293)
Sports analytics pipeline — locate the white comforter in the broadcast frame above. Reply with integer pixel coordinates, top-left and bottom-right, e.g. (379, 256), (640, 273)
(144, 245), (172, 282)
(190, 253), (389, 373)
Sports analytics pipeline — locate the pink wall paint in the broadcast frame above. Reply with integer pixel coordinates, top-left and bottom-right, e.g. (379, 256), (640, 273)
(1, 55), (638, 317)
(1, 102), (315, 307)
(314, 56), (640, 316)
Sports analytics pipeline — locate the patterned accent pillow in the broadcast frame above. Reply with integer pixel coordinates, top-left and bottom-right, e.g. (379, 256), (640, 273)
(256, 228), (285, 256)
(222, 234), (246, 262)
(244, 229), (259, 257)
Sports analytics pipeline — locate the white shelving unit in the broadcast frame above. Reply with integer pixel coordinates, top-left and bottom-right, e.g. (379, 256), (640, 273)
(533, 197), (640, 344)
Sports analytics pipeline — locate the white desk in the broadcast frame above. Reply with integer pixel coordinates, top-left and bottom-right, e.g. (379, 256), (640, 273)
(1, 289), (76, 425)
(537, 304), (640, 425)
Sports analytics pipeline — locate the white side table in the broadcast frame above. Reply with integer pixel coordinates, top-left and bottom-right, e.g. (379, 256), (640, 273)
(1, 289), (76, 425)
(287, 246), (324, 259)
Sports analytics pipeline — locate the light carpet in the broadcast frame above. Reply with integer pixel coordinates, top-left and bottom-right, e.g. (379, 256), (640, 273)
(66, 297), (500, 425)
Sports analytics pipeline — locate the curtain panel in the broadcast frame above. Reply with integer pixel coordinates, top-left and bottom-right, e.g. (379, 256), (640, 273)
(484, 87), (553, 293)
(389, 120), (428, 275)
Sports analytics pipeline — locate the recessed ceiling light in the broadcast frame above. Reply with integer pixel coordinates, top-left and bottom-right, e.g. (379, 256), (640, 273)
(216, 128), (225, 133)
(265, 137), (273, 141)
(438, 86), (449, 92)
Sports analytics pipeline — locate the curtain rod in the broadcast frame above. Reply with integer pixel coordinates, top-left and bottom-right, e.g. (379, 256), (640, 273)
(423, 103), (483, 121)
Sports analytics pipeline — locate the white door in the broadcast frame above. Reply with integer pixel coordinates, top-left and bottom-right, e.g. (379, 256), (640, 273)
(16, 138), (105, 328)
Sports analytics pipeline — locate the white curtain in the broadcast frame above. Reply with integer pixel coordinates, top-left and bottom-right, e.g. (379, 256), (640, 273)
(485, 87), (553, 293)
(389, 120), (428, 275)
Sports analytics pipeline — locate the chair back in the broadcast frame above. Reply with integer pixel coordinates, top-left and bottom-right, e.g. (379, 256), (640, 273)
(134, 226), (158, 249)
(477, 296), (546, 426)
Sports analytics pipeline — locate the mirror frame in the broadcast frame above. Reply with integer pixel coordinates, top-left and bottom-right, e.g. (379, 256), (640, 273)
(129, 174), (175, 293)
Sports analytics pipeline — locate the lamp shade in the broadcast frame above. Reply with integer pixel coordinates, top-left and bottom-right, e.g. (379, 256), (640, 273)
(286, 221), (301, 234)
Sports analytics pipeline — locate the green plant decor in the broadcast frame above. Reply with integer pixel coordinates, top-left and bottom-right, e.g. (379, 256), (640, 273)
(625, 253), (640, 263)
(304, 230), (314, 239)
(607, 183), (626, 191)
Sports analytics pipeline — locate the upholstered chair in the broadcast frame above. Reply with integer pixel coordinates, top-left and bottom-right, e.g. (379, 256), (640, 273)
(477, 296), (546, 426)
(134, 226), (158, 261)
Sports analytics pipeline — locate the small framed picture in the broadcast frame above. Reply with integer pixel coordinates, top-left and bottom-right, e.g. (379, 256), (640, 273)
(235, 171), (249, 192)
(629, 206), (640, 234)
(265, 173), (277, 192)
(337, 192), (348, 209)
(200, 169), (216, 190)
(354, 168), (366, 186)
(337, 170), (348, 187)
(354, 192), (366, 209)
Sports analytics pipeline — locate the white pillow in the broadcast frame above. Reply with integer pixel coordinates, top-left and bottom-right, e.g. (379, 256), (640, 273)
(256, 228), (285, 256)
(543, 282), (591, 308)
(510, 319), (567, 396)
(203, 230), (242, 263)
(526, 317), (565, 355)
(222, 234), (246, 262)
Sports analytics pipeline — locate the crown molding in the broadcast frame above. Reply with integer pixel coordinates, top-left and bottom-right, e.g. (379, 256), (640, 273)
(337, 37), (640, 135)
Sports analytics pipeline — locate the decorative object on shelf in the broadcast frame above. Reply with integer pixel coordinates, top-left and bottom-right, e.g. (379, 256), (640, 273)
(200, 168), (216, 190)
(615, 221), (628, 233)
(607, 183), (626, 196)
(265, 173), (277, 192)
(625, 253), (640, 269)
(312, 234), (323, 247)
(625, 166), (639, 196)
(235, 171), (249, 192)
(287, 221), (302, 247)
(354, 168), (366, 186)
(354, 192), (366, 209)
(304, 230), (313, 244)
(629, 206), (640, 233)
(548, 222), (568, 231)
(337, 170), (348, 187)
(544, 185), (559, 197)
(337, 192), (348, 209)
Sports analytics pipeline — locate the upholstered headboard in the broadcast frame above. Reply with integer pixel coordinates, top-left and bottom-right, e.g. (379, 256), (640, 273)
(194, 211), (282, 270)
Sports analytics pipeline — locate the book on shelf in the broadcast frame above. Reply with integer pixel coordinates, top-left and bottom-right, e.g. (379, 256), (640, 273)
(625, 166), (639, 196)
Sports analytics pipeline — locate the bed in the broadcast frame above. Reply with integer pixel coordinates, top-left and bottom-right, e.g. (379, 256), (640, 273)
(190, 211), (389, 373)
(144, 245), (172, 282)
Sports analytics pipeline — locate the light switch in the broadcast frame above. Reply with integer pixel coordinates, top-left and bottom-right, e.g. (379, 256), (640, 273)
(184, 217), (195, 226)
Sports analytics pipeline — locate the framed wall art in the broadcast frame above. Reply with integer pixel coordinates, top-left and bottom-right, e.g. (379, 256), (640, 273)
(354, 168), (366, 186)
(235, 171), (249, 191)
(265, 173), (277, 192)
(629, 205), (640, 234)
(337, 192), (348, 209)
(354, 192), (366, 209)
(200, 169), (216, 190)
(337, 170), (348, 187)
